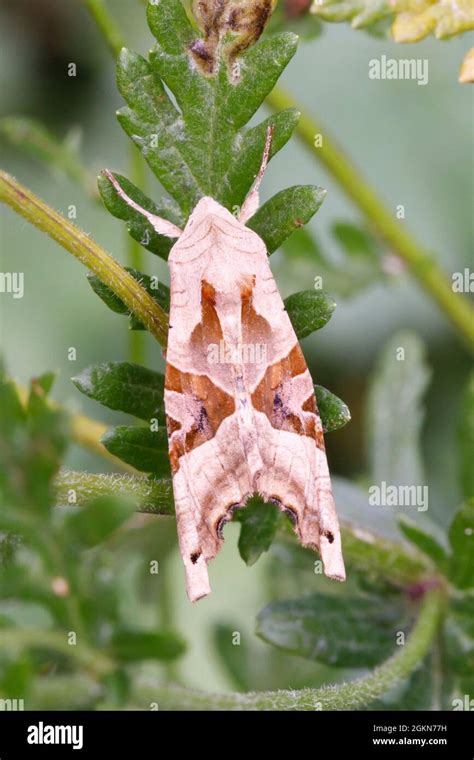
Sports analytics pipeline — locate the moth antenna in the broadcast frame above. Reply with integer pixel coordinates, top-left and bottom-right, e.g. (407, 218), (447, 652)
(238, 125), (273, 224)
(101, 170), (183, 239)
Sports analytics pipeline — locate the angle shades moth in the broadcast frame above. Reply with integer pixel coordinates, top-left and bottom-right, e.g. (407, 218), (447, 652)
(103, 128), (345, 602)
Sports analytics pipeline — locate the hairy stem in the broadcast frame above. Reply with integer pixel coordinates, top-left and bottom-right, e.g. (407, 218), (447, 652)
(55, 470), (174, 514)
(53, 471), (431, 584)
(267, 87), (474, 350)
(0, 171), (168, 346)
(83, 0), (125, 58)
(130, 587), (444, 710)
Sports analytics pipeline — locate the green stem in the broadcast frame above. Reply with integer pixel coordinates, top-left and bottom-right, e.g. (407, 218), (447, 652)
(0, 171), (168, 346)
(267, 87), (474, 351)
(0, 628), (114, 678)
(128, 146), (147, 365)
(83, 0), (125, 58)
(53, 471), (431, 584)
(54, 470), (174, 514)
(130, 587), (444, 710)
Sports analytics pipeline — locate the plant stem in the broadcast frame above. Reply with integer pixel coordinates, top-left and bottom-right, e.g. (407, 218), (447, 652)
(0, 628), (114, 678)
(127, 146), (147, 365)
(0, 171), (168, 346)
(53, 471), (431, 584)
(130, 586), (444, 710)
(267, 87), (474, 351)
(83, 0), (125, 58)
(55, 470), (174, 514)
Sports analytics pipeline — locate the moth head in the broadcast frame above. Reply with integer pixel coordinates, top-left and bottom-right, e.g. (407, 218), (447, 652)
(186, 196), (236, 229)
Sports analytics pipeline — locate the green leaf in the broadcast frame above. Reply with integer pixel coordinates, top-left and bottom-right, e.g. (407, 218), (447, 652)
(247, 185), (326, 254)
(98, 171), (183, 260)
(285, 290), (336, 339)
(0, 367), (69, 513)
(87, 267), (170, 328)
(116, 2), (299, 216)
(237, 498), (281, 566)
(397, 515), (448, 571)
(66, 495), (136, 548)
(256, 591), (409, 667)
(110, 627), (186, 662)
(448, 501), (474, 589)
(315, 385), (351, 433)
(72, 362), (165, 424)
(367, 331), (431, 486)
(282, 223), (387, 298)
(458, 373), (474, 499)
(223, 110), (300, 210)
(101, 426), (170, 475)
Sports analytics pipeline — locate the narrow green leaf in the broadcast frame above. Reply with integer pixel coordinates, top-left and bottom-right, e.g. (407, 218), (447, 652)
(101, 426), (170, 475)
(88, 267), (170, 328)
(285, 290), (336, 339)
(226, 34), (299, 130)
(98, 171), (183, 260)
(367, 331), (431, 486)
(32, 372), (56, 396)
(256, 592), (408, 667)
(282, 224), (386, 299)
(237, 498), (281, 566)
(0, 368), (69, 514)
(315, 385), (351, 433)
(397, 515), (448, 571)
(332, 221), (378, 258)
(66, 495), (135, 548)
(458, 373), (474, 500)
(72, 362), (165, 424)
(110, 627), (186, 662)
(222, 110), (300, 209)
(448, 500), (474, 589)
(248, 186), (326, 254)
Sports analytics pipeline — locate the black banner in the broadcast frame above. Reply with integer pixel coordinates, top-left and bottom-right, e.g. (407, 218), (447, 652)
(0, 710), (471, 757)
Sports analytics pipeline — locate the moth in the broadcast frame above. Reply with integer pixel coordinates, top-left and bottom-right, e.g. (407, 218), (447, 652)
(103, 128), (345, 602)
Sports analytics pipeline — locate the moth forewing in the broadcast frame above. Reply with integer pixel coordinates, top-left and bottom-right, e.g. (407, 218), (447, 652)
(164, 198), (345, 601)
(102, 160), (345, 604)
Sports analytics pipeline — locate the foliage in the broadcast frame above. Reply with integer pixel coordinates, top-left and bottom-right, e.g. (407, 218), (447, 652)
(0, 0), (471, 712)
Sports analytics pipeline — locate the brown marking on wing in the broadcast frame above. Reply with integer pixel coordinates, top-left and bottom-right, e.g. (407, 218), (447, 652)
(251, 347), (325, 448)
(240, 288), (273, 362)
(165, 365), (235, 473)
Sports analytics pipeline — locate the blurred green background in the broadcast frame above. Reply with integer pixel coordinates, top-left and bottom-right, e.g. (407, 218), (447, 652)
(0, 0), (472, 693)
